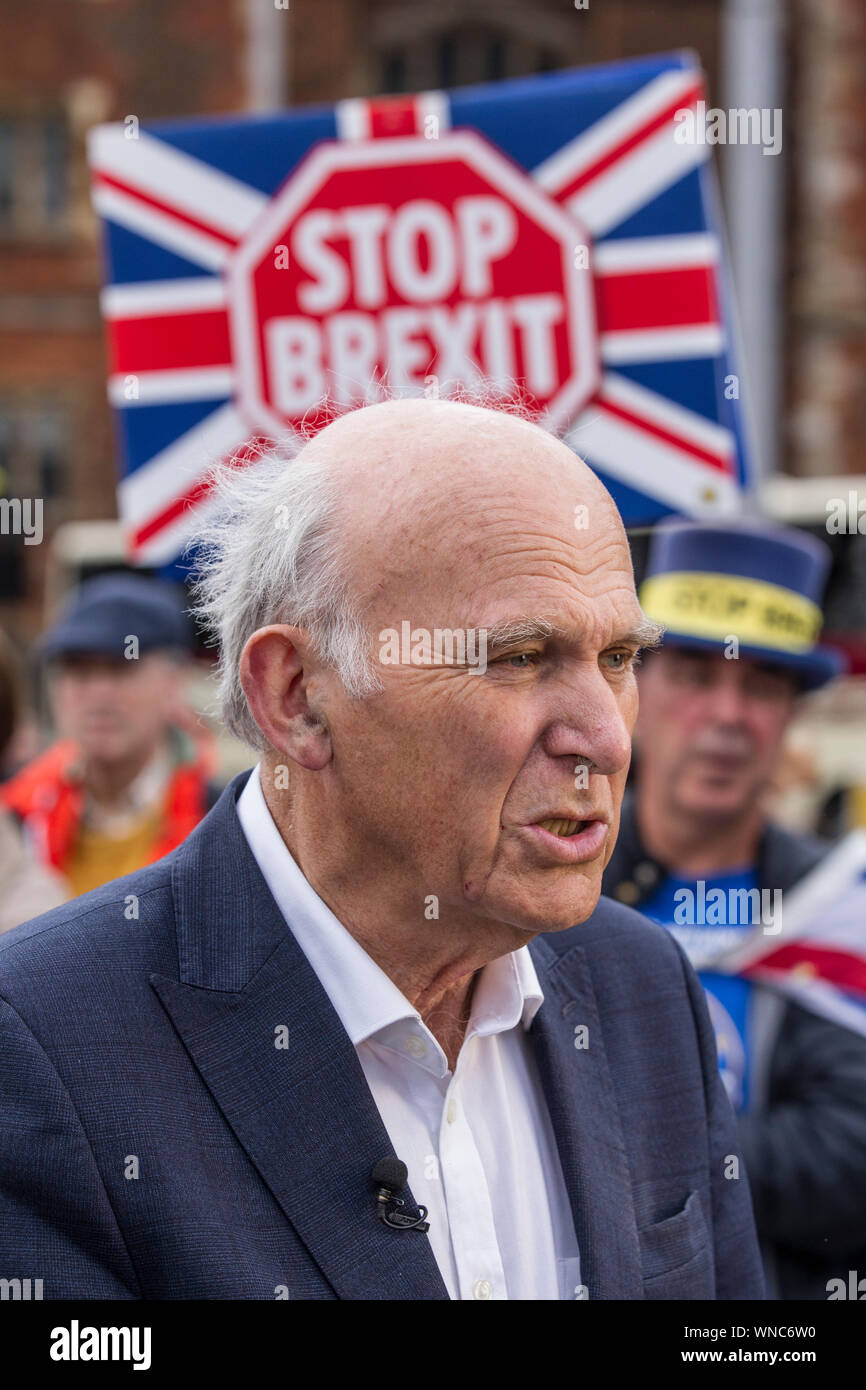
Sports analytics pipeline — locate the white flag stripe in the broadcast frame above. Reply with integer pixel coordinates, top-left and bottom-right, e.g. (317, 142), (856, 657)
(132, 486), (229, 568)
(108, 367), (236, 407)
(335, 99), (370, 141)
(785, 890), (866, 955)
(101, 278), (227, 319)
(565, 406), (741, 514)
(566, 123), (707, 237)
(118, 403), (250, 527)
(92, 186), (230, 271)
(707, 831), (866, 1039)
(88, 127), (266, 239)
(599, 371), (735, 459)
(601, 324), (726, 363)
(594, 232), (719, 274)
(756, 979), (866, 1040)
(417, 90), (451, 133)
(533, 69), (699, 195)
(721, 832), (866, 969)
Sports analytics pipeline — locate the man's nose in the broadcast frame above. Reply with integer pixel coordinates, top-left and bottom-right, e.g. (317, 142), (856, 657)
(540, 668), (633, 776)
(705, 670), (751, 724)
(72, 670), (121, 699)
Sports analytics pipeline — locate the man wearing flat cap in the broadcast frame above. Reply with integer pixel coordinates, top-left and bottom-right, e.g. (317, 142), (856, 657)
(3, 572), (217, 897)
(0, 400), (765, 1299)
(604, 517), (866, 1299)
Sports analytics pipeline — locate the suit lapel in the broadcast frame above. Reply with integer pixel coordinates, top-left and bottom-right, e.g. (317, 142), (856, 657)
(529, 935), (644, 1300)
(151, 774), (448, 1301)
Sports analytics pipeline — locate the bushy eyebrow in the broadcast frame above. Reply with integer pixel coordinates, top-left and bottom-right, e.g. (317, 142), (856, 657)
(620, 616), (664, 649)
(482, 613), (663, 656)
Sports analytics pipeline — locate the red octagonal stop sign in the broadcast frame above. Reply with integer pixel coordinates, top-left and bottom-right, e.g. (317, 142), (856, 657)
(227, 130), (600, 438)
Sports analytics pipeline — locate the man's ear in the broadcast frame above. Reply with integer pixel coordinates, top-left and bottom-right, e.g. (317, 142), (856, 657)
(240, 625), (331, 770)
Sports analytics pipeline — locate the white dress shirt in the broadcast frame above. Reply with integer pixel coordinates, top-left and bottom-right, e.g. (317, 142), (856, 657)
(237, 764), (582, 1300)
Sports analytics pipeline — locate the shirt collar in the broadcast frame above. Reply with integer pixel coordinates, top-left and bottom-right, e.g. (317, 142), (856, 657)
(236, 763), (544, 1052)
(237, 763), (414, 1046)
(471, 945), (545, 1035)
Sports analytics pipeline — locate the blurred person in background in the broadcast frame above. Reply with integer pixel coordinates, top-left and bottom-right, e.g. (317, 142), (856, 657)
(603, 519), (866, 1299)
(0, 629), (67, 932)
(2, 573), (220, 897)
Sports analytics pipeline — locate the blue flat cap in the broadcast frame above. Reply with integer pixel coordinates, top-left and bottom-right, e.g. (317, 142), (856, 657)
(40, 573), (194, 661)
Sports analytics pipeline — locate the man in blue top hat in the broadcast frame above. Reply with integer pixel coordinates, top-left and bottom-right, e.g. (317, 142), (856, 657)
(603, 517), (866, 1299)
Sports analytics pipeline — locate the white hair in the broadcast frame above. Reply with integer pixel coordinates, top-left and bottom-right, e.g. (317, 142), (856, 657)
(189, 388), (556, 750)
(189, 440), (381, 752)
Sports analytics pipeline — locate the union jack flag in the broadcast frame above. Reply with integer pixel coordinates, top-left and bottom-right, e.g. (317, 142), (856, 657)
(88, 52), (752, 571)
(720, 832), (866, 1040)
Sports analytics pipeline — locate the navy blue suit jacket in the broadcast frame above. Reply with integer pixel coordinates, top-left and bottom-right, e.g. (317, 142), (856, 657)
(0, 773), (764, 1300)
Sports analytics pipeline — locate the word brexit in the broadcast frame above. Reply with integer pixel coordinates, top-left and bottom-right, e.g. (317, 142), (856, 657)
(269, 196), (565, 412)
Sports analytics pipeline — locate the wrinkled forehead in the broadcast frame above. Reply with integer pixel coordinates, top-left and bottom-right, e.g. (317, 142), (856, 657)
(339, 432), (635, 624)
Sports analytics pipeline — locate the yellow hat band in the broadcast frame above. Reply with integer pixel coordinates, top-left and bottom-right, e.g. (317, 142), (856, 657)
(640, 571), (823, 654)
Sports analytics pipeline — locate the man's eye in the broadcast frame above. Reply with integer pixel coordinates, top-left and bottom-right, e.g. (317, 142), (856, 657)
(496, 651), (540, 669)
(604, 649), (639, 671)
(674, 662), (713, 687)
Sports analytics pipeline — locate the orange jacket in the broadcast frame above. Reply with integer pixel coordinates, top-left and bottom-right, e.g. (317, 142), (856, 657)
(1, 737), (216, 874)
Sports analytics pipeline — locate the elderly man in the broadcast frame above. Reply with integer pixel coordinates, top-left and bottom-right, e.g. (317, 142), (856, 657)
(0, 400), (764, 1300)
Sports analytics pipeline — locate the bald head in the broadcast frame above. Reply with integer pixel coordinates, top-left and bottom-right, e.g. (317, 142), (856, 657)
(294, 397), (627, 618)
(299, 395), (601, 490)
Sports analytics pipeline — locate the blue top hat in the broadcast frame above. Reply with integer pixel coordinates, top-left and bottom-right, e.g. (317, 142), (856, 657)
(639, 518), (843, 691)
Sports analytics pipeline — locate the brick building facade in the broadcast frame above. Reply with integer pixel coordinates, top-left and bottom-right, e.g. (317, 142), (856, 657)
(0, 0), (863, 642)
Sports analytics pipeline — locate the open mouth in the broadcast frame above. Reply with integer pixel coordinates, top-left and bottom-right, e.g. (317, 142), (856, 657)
(535, 818), (588, 838)
(523, 815), (609, 863)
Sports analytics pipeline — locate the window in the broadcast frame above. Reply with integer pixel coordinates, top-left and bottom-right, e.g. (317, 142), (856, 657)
(0, 115), (69, 239)
(0, 400), (68, 507)
(379, 24), (561, 94)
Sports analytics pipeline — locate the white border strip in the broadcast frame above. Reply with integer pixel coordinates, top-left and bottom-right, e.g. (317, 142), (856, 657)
(601, 324), (726, 363)
(595, 232), (719, 274)
(534, 69), (699, 195)
(88, 126), (266, 240)
(102, 278), (227, 319)
(108, 367), (236, 407)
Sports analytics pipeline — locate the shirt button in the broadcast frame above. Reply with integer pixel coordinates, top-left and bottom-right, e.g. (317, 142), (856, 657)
(405, 1035), (426, 1058)
(473, 1279), (492, 1300)
(446, 1099), (457, 1124)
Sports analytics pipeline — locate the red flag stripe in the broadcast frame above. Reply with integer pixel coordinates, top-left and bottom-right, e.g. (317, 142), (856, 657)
(93, 170), (240, 249)
(368, 96), (422, 138)
(744, 943), (866, 997)
(595, 264), (719, 334)
(108, 309), (232, 375)
(129, 436), (272, 552)
(595, 393), (732, 474)
(563, 81), (704, 199)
